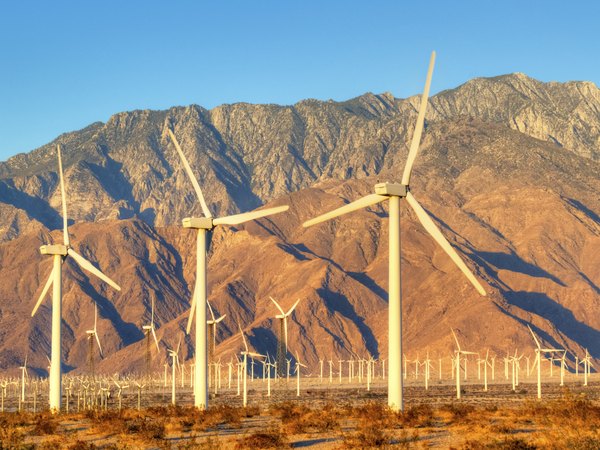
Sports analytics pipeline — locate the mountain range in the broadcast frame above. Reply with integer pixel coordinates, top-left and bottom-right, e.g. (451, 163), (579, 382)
(0, 73), (598, 376)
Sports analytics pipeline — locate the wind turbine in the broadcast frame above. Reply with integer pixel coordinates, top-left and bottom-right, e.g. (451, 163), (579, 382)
(166, 128), (289, 410)
(19, 354), (29, 410)
(238, 324), (266, 407)
(302, 52), (486, 411)
(31, 145), (121, 412)
(207, 301), (226, 361)
(142, 297), (161, 375)
(451, 329), (477, 400)
(167, 337), (182, 405)
(86, 302), (103, 379)
(294, 351), (307, 397)
(528, 325), (563, 399)
(269, 296), (300, 378)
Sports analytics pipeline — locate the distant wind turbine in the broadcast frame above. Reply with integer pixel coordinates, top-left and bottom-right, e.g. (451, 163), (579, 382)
(302, 52), (486, 411)
(166, 128), (288, 410)
(451, 329), (477, 400)
(31, 145), (121, 412)
(142, 296), (160, 374)
(528, 325), (563, 399)
(269, 296), (300, 377)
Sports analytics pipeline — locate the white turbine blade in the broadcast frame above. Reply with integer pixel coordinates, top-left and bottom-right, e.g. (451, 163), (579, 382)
(167, 129), (212, 218)
(176, 336), (182, 355)
(451, 329), (461, 352)
(67, 248), (121, 291)
(527, 325), (541, 349)
(95, 332), (103, 358)
(269, 296), (285, 316)
(151, 327), (160, 352)
(215, 315), (226, 324)
(207, 300), (216, 322)
(151, 297), (155, 327)
(284, 318), (289, 352)
(238, 324), (249, 352)
(401, 51), (436, 186)
(303, 194), (388, 228)
(32, 267), (55, 317)
(94, 303), (98, 331)
(405, 192), (486, 296)
(286, 298), (301, 316)
(186, 288), (197, 335)
(213, 205), (289, 226)
(247, 352), (265, 359)
(56, 145), (70, 247)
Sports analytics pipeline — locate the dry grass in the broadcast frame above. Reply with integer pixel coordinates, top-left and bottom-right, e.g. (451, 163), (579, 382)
(3, 392), (600, 448)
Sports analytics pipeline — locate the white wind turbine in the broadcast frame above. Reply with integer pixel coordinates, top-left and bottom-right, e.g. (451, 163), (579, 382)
(238, 324), (266, 407)
(528, 325), (563, 399)
(302, 52), (486, 411)
(167, 337), (182, 405)
(142, 297), (161, 352)
(19, 354), (29, 410)
(86, 302), (103, 378)
(451, 329), (477, 400)
(207, 301), (226, 361)
(166, 128), (289, 410)
(294, 351), (307, 397)
(269, 296), (300, 376)
(31, 145), (121, 412)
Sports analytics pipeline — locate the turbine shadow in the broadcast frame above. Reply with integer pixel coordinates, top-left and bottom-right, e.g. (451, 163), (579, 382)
(317, 288), (379, 359)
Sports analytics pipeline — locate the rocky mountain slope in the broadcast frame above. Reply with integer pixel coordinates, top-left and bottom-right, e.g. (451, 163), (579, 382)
(0, 107), (598, 376)
(0, 74), (598, 244)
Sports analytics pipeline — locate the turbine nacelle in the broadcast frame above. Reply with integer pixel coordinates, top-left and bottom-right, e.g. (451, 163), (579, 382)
(39, 244), (68, 256)
(183, 217), (214, 230)
(374, 182), (408, 197)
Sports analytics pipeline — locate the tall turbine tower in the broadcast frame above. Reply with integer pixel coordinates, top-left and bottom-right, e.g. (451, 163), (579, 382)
(31, 145), (121, 412)
(269, 297), (300, 377)
(302, 52), (486, 411)
(166, 129), (289, 409)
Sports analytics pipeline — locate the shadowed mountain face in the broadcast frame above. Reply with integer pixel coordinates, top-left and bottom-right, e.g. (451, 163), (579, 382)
(0, 73), (598, 243)
(0, 107), (597, 375)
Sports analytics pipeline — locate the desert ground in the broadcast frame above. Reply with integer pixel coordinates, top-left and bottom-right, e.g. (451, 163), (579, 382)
(1, 374), (600, 449)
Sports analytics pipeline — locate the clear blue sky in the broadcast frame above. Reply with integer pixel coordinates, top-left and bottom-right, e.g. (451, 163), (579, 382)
(1, 1), (598, 162)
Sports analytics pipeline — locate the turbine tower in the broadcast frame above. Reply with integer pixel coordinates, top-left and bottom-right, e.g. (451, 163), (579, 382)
(166, 129), (289, 409)
(86, 302), (103, 379)
(302, 52), (486, 411)
(269, 296), (300, 377)
(142, 296), (161, 376)
(31, 145), (121, 412)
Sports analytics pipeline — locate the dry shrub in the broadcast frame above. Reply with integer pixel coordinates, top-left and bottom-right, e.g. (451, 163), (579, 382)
(462, 437), (537, 449)
(235, 427), (288, 449)
(341, 425), (392, 449)
(33, 413), (58, 435)
(67, 441), (98, 450)
(440, 403), (476, 424)
(400, 403), (435, 427)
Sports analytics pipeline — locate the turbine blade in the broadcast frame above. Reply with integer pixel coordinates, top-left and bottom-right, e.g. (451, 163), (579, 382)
(167, 129), (212, 218)
(284, 319), (289, 353)
(451, 328), (461, 352)
(67, 248), (121, 291)
(405, 192), (486, 295)
(151, 297), (155, 326)
(186, 285), (198, 335)
(527, 325), (541, 349)
(56, 145), (70, 247)
(286, 298), (301, 316)
(95, 332), (103, 358)
(213, 205), (289, 226)
(207, 300), (216, 322)
(269, 296), (285, 315)
(176, 336), (182, 354)
(32, 267), (55, 317)
(215, 315), (226, 323)
(238, 324), (249, 352)
(401, 51), (436, 186)
(94, 303), (98, 331)
(151, 327), (160, 352)
(303, 194), (388, 228)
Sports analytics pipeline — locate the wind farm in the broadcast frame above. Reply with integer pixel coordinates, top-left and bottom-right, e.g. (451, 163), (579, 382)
(0, 19), (599, 447)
